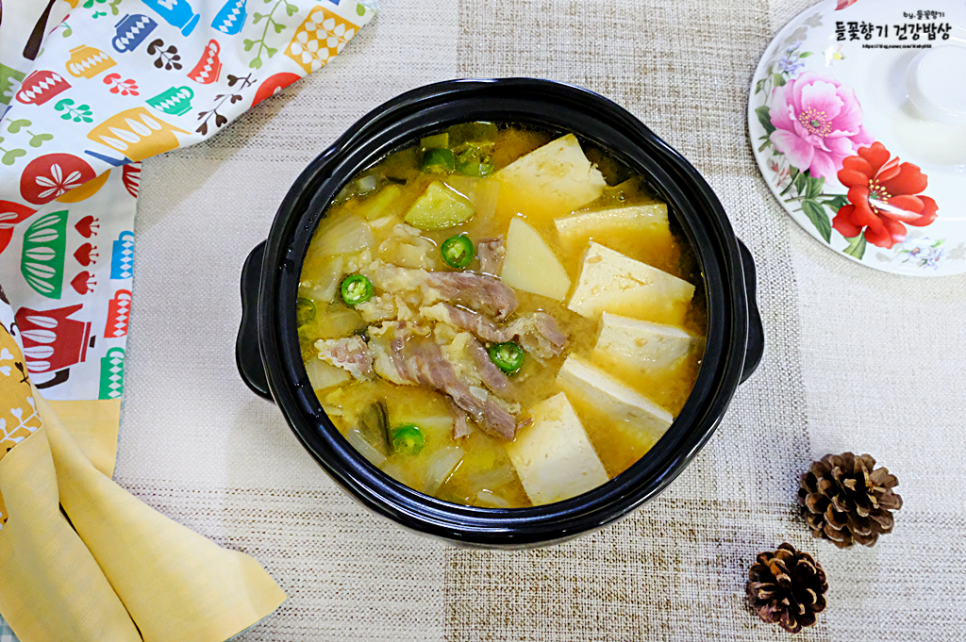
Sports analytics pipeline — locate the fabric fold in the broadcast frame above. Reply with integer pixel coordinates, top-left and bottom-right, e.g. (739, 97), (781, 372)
(36, 391), (287, 642)
(0, 427), (142, 642)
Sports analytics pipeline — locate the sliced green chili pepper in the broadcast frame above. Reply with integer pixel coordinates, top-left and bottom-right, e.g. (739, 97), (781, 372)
(456, 147), (495, 178)
(447, 121), (499, 147)
(296, 297), (317, 326)
(488, 342), (525, 374)
(441, 235), (475, 268)
(341, 274), (374, 307)
(457, 161), (495, 178)
(421, 148), (456, 174)
(391, 424), (425, 455)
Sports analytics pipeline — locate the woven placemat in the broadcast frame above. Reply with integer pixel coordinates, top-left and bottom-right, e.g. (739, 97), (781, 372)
(103, 1), (966, 640)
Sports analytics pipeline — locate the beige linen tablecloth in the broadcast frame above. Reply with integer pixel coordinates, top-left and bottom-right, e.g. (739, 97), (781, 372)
(114, 1), (966, 640)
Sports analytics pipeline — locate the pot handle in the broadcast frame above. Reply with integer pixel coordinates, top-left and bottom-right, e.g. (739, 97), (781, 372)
(236, 241), (273, 400)
(738, 239), (764, 383)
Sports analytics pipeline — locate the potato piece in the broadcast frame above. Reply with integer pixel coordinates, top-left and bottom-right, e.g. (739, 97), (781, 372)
(567, 242), (695, 325)
(554, 203), (669, 248)
(356, 184), (407, 220)
(495, 134), (606, 223)
(506, 392), (608, 505)
(500, 217), (571, 301)
(556, 355), (673, 439)
(403, 181), (476, 230)
(592, 312), (695, 373)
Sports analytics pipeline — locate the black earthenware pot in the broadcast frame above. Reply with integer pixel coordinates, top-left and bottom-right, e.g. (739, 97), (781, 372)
(236, 78), (764, 548)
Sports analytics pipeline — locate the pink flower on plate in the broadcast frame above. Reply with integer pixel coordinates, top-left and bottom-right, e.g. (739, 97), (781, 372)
(836, 0), (858, 10)
(768, 71), (873, 180)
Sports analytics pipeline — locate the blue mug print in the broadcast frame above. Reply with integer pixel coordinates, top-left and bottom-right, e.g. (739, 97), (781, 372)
(113, 14), (158, 53)
(142, 0), (201, 36)
(111, 231), (135, 280)
(212, 0), (248, 36)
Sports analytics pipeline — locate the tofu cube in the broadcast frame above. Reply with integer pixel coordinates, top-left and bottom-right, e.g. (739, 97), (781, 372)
(506, 392), (609, 505)
(593, 312), (695, 373)
(556, 355), (674, 438)
(500, 217), (571, 301)
(567, 242), (695, 325)
(495, 134), (606, 223)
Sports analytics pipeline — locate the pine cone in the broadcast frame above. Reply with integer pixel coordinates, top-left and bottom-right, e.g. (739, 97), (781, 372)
(798, 452), (902, 548)
(747, 543), (828, 634)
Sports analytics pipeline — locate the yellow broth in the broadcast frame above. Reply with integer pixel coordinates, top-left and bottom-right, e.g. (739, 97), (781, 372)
(298, 124), (707, 508)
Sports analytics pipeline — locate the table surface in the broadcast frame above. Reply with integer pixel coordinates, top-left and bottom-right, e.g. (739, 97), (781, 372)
(117, 1), (966, 640)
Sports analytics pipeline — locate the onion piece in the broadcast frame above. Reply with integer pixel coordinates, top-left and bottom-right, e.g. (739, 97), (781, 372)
(313, 215), (374, 257)
(476, 490), (511, 508)
(422, 447), (464, 496)
(356, 175), (379, 194)
(346, 429), (387, 467)
(305, 358), (349, 391)
(463, 464), (515, 491)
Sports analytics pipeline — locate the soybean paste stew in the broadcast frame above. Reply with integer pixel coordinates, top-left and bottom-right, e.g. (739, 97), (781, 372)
(297, 123), (707, 509)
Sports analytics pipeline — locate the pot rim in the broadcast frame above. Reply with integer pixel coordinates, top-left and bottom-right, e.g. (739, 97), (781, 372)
(250, 78), (759, 547)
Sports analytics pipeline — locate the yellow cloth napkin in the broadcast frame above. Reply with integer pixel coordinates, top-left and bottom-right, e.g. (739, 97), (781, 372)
(0, 323), (287, 642)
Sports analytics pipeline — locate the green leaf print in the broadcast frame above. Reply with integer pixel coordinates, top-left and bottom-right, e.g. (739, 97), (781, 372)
(755, 106), (775, 135)
(27, 132), (54, 147)
(54, 99), (94, 124)
(801, 199), (832, 244)
(1, 149), (26, 165)
(804, 175), (824, 200)
(247, 0), (298, 69)
(842, 234), (867, 259)
(6, 119), (31, 134)
(821, 194), (849, 213)
(0, 138), (26, 166)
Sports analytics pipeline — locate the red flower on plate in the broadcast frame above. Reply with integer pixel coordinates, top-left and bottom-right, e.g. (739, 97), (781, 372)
(832, 142), (938, 249)
(836, 0), (858, 10)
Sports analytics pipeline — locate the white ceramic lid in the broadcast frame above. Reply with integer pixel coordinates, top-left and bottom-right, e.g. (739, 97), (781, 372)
(749, 0), (966, 276)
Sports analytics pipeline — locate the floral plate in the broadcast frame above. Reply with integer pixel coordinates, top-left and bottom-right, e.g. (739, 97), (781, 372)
(749, 0), (966, 275)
